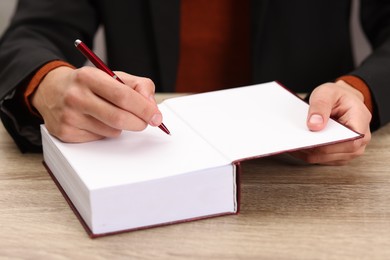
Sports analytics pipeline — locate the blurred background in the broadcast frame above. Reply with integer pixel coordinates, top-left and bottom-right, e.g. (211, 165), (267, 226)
(0, 0), (17, 34)
(0, 0), (371, 66)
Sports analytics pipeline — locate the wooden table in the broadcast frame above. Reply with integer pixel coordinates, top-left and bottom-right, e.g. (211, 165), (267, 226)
(1, 96), (390, 259)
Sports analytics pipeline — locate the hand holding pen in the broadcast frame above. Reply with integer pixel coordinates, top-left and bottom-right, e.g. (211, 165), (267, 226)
(74, 39), (170, 135)
(30, 40), (169, 143)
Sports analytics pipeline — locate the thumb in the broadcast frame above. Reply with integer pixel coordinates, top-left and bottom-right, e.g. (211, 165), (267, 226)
(307, 84), (337, 132)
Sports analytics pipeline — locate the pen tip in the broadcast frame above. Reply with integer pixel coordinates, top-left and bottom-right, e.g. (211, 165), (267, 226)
(159, 123), (171, 136)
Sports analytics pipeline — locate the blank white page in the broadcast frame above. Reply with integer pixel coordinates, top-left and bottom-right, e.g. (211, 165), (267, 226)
(163, 82), (362, 161)
(42, 104), (230, 191)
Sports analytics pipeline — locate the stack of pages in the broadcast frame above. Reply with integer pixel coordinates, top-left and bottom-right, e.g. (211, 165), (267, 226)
(41, 81), (362, 237)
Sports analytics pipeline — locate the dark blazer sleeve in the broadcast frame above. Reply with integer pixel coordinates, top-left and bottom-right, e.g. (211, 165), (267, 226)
(0, 0), (100, 152)
(351, 0), (390, 130)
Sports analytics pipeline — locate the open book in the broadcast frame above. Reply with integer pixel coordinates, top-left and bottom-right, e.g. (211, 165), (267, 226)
(41, 81), (362, 237)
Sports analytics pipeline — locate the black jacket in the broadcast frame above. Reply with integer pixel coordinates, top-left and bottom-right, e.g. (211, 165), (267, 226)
(1, 0), (390, 152)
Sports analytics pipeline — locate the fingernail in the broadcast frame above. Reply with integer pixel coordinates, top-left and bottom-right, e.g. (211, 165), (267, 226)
(309, 114), (323, 125)
(149, 113), (162, 126)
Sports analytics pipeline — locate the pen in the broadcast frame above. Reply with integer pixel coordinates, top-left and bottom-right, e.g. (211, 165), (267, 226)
(74, 39), (171, 135)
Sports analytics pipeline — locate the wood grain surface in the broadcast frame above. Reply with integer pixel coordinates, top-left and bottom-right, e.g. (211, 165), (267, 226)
(1, 97), (389, 259)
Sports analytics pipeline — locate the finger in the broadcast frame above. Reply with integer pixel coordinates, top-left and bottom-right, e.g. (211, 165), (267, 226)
(47, 108), (122, 140)
(61, 129), (105, 143)
(304, 138), (367, 155)
(62, 128), (105, 143)
(72, 68), (162, 126)
(75, 114), (123, 138)
(307, 83), (339, 131)
(47, 123), (105, 143)
(87, 102), (150, 131)
(116, 72), (157, 103)
(289, 144), (366, 165)
(108, 74), (163, 126)
(96, 81), (162, 127)
(337, 106), (372, 137)
(69, 88), (150, 131)
(289, 150), (344, 165)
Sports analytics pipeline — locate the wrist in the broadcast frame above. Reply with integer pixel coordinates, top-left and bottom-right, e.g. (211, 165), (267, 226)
(25, 61), (75, 117)
(31, 66), (74, 114)
(335, 80), (365, 102)
(336, 75), (373, 114)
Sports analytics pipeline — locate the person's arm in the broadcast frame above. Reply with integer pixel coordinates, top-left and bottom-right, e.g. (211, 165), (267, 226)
(290, 1), (390, 165)
(0, 0), (99, 152)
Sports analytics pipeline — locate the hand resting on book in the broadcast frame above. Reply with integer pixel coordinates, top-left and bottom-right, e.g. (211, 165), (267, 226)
(290, 80), (372, 166)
